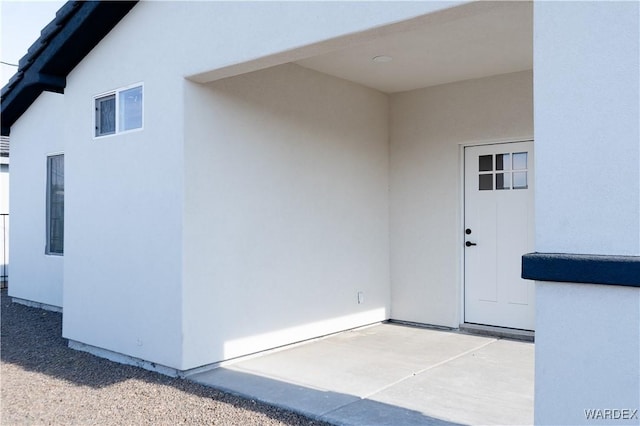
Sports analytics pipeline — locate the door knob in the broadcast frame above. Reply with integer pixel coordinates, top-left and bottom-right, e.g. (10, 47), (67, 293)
(465, 241), (477, 247)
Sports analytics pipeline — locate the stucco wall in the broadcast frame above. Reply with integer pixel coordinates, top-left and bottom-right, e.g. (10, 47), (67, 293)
(533, 2), (640, 424)
(535, 283), (640, 425)
(0, 158), (8, 283)
(182, 63), (389, 368)
(60, 7), (185, 368)
(10, 0), (538, 370)
(535, 1), (640, 256)
(389, 70), (533, 327)
(8, 92), (64, 307)
(44, 0), (469, 372)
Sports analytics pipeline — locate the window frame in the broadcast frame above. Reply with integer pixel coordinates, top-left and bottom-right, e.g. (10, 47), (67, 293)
(93, 82), (144, 139)
(46, 153), (64, 256)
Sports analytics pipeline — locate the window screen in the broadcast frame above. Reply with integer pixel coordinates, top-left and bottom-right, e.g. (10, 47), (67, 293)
(95, 94), (116, 137)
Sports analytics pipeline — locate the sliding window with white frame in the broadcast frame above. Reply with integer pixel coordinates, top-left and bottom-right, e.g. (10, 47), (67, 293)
(94, 83), (143, 138)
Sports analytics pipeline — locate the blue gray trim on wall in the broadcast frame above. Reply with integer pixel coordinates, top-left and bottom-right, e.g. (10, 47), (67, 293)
(522, 253), (640, 287)
(0, 1), (138, 136)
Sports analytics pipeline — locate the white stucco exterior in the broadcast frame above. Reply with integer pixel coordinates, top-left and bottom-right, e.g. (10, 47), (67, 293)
(61, 13), (185, 367)
(28, 0), (536, 370)
(7, 10), (638, 426)
(535, 282), (640, 425)
(182, 63), (389, 368)
(534, 2), (640, 424)
(389, 70), (533, 327)
(8, 92), (64, 308)
(535, 0), (640, 256)
(52, 1), (482, 370)
(1, 140), (8, 285)
(6, 0), (540, 371)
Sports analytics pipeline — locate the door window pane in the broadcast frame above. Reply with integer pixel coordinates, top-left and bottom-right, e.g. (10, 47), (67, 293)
(479, 174), (493, 190)
(513, 171), (528, 189)
(479, 155), (493, 172)
(496, 153), (510, 171)
(496, 172), (511, 190)
(513, 152), (528, 170)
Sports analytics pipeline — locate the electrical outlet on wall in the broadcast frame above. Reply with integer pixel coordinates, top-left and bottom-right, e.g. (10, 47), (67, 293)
(357, 291), (364, 304)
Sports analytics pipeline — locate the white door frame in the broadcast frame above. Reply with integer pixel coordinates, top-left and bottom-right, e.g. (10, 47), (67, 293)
(457, 138), (534, 327)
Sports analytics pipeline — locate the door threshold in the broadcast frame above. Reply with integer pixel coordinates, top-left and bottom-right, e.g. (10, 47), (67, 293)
(459, 323), (534, 342)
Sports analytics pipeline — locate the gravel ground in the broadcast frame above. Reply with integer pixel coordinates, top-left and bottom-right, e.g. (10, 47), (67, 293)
(0, 289), (331, 425)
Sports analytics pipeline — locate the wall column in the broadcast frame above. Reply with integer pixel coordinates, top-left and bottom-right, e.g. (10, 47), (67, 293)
(527, 2), (640, 424)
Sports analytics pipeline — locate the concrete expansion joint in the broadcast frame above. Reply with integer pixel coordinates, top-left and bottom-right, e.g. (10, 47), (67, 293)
(361, 338), (498, 400)
(318, 338), (499, 419)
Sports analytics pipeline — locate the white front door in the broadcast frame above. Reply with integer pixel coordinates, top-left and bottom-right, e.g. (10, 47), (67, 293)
(464, 141), (535, 331)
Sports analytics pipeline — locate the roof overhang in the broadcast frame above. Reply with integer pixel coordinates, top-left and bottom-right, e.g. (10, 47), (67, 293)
(0, 1), (137, 136)
(189, 1), (532, 95)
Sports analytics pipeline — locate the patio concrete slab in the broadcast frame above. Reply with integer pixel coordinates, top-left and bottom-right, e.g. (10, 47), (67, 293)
(216, 325), (495, 398)
(358, 339), (534, 425)
(189, 323), (534, 425)
(192, 367), (361, 419)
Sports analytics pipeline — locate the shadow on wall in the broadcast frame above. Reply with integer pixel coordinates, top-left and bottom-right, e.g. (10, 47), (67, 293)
(0, 290), (460, 425)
